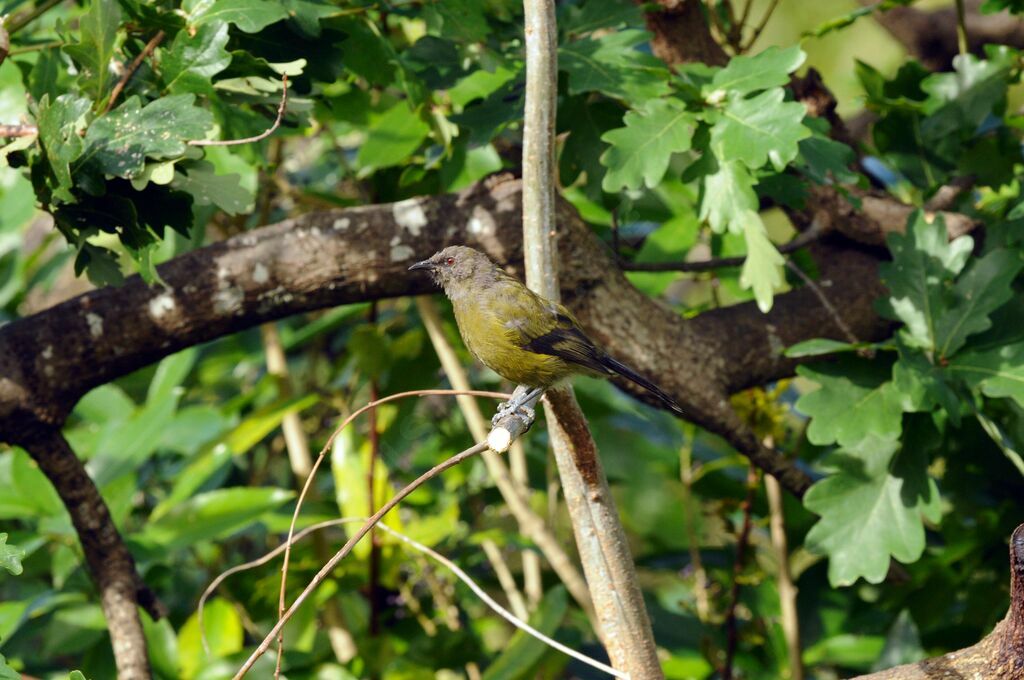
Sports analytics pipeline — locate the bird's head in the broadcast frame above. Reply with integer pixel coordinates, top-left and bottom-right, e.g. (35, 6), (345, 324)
(409, 245), (495, 292)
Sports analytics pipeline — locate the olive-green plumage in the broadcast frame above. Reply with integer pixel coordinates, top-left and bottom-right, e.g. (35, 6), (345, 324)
(410, 245), (686, 417)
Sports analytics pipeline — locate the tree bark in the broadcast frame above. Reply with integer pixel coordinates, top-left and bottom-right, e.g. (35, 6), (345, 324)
(14, 426), (156, 680)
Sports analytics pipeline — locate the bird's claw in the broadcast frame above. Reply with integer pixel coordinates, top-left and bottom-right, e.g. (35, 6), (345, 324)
(491, 394), (536, 427)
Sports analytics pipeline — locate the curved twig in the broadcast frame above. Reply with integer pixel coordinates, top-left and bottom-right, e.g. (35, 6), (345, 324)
(189, 74), (289, 147)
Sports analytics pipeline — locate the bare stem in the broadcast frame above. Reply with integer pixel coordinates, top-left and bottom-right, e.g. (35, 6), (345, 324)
(954, 0), (969, 56)
(189, 74), (289, 147)
(103, 30), (165, 114)
(521, 0), (663, 675)
(765, 469), (804, 680)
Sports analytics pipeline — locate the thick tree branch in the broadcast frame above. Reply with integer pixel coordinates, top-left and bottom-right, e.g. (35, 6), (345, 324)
(866, 0), (1024, 71)
(639, 0), (729, 66)
(15, 425), (158, 680)
(1, 177), (915, 499)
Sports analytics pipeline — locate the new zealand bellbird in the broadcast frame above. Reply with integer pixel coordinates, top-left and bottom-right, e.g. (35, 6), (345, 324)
(410, 245), (686, 417)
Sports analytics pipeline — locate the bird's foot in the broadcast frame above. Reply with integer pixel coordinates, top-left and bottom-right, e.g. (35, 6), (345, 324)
(492, 386), (529, 426)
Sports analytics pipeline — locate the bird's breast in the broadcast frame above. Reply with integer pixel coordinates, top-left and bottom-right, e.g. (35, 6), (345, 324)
(451, 298), (567, 387)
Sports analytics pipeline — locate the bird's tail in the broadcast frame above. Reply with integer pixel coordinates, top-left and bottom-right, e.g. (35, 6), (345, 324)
(599, 354), (687, 418)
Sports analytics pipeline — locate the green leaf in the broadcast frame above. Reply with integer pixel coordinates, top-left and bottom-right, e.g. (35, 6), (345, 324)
(948, 341), (1024, 408)
(921, 52), (1011, 139)
(562, 0), (644, 35)
(738, 209), (784, 313)
(973, 410), (1024, 478)
(481, 587), (568, 680)
(785, 338), (878, 358)
(804, 434), (940, 586)
(933, 248), (1023, 358)
(699, 158), (757, 234)
(559, 30), (672, 101)
(599, 98), (695, 192)
(892, 343), (960, 420)
(36, 94), (91, 202)
(63, 0), (122, 100)
(332, 427), (402, 558)
(281, 0), (338, 37)
(711, 88), (811, 171)
(872, 610), (926, 672)
(877, 212), (974, 352)
(73, 243), (125, 286)
(79, 95), (215, 180)
(162, 21), (232, 94)
(152, 394), (316, 519)
(708, 46), (805, 97)
(139, 487), (293, 549)
(798, 133), (859, 184)
(0, 449), (65, 519)
(0, 533), (24, 575)
(177, 598), (242, 680)
(147, 348), (198, 406)
(429, 0), (489, 42)
(172, 161), (255, 214)
(0, 653), (18, 680)
(796, 357), (904, 447)
(186, 0), (290, 33)
(356, 101), (430, 173)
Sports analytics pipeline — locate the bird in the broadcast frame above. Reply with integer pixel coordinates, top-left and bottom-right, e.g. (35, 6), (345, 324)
(409, 245), (686, 421)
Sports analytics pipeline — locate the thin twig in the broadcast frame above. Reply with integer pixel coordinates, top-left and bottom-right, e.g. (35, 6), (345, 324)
(367, 303), (383, 642)
(954, 0), (969, 56)
(722, 465), (759, 680)
(8, 39), (63, 55)
(742, 0), (781, 51)
(764, 449), (804, 680)
(233, 440), (491, 679)
(481, 539), (530, 621)
(680, 431), (710, 622)
(103, 30), (165, 114)
(189, 74), (289, 147)
(272, 388), (511, 673)
(618, 223), (823, 272)
(783, 259), (861, 346)
(5, 0), (64, 35)
(0, 124), (38, 137)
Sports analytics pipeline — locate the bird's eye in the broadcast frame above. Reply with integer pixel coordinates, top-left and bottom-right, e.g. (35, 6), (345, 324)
(445, 257), (455, 266)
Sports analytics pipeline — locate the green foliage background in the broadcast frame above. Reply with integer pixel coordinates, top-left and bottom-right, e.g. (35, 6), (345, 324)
(1, 0), (1023, 678)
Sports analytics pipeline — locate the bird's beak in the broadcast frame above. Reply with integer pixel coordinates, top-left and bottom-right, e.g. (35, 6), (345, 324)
(408, 260), (434, 272)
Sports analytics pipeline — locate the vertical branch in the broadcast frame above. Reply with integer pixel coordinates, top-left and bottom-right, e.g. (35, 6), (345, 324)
(723, 465), (759, 680)
(510, 439), (543, 610)
(520, 2), (663, 675)
(18, 427), (156, 680)
(680, 434), (710, 622)
(367, 303), (383, 641)
(954, 0), (969, 56)
(765, 472), (804, 680)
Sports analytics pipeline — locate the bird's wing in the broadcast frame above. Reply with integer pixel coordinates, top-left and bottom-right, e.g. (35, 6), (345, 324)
(501, 294), (609, 374)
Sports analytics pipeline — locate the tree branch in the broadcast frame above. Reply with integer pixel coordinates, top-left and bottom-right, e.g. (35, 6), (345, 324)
(2, 177), (900, 499)
(14, 425), (159, 680)
(866, 0), (1024, 71)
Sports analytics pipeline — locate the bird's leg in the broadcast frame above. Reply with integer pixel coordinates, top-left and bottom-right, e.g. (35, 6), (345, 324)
(493, 385), (530, 426)
(492, 385), (545, 427)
